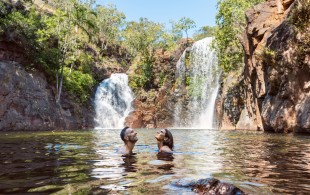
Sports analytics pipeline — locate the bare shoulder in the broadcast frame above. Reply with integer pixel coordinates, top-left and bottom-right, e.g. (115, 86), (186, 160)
(117, 146), (127, 154)
(160, 146), (173, 153)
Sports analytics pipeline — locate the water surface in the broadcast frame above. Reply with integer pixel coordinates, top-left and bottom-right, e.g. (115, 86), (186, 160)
(0, 129), (310, 194)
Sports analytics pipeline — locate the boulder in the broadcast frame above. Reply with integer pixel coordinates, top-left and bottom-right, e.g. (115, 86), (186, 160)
(172, 178), (244, 195)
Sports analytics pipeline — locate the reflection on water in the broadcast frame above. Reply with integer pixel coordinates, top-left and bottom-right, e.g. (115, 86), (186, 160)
(122, 155), (138, 172)
(0, 129), (310, 194)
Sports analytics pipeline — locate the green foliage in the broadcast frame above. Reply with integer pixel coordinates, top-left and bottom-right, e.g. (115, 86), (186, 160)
(95, 4), (125, 49)
(185, 76), (191, 86)
(0, 1), (8, 19)
(129, 62), (154, 90)
(122, 17), (164, 62)
(185, 50), (191, 67)
(290, 0), (310, 68)
(123, 18), (165, 89)
(158, 73), (166, 87)
(214, 0), (265, 73)
(259, 47), (276, 67)
(173, 17), (196, 39)
(0, 8), (41, 52)
(156, 20), (183, 51)
(289, 0), (310, 31)
(187, 76), (205, 98)
(0, 0), (100, 104)
(37, 0), (98, 103)
(35, 47), (59, 75)
(63, 67), (95, 103)
(76, 53), (94, 74)
(129, 75), (147, 91)
(193, 26), (217, 41)
(0, 0), (204, 101)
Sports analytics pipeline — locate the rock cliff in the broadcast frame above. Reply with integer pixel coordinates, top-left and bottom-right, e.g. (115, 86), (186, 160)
(216, 72), (247, 130)
(218, 0), (310, 133)
(125, 41), (189, 128)
(0, 60), (94, 131)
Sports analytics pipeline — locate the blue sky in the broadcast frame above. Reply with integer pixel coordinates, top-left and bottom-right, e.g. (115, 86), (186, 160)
(96, 0), (218, 37)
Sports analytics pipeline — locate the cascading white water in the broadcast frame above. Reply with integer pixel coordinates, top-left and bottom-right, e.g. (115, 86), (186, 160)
(174, 37), (220, 129)
(94, 73), (134, 128)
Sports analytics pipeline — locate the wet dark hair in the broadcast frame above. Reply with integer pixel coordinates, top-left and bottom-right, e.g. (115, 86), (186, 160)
(163, 129), (174, 150)
(120, 126), (130, 142)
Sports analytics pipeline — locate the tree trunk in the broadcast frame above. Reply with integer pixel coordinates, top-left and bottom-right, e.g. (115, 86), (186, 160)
(185, 31), (189, 47)
(56, 63), (64, 104)
(56, 71), (59, 100)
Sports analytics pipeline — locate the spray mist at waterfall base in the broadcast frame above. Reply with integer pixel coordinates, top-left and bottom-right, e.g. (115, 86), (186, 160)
(94, 73), (134, 129)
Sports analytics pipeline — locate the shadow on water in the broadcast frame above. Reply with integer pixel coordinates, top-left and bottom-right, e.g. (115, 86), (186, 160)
(121, 154), (137, 172)
(0, 129), (310, 194)
(156, 152), (175, 171)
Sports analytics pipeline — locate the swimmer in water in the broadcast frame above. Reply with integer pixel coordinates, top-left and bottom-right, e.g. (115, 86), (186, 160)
(155, 129), (174, 153)
(118, 126), (138, 155)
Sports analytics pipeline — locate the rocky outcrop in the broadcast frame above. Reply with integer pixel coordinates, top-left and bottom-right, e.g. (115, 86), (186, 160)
(0, 61), (94, 131)
(172, 178), (245, 195)
(0, 41), (27, 64)
(216, 72), (248, 130)
(217, 0), (310, 133)
(125, 42), (189, 128)
(91, 44), (131, 82)
(242, 0), (310, 133)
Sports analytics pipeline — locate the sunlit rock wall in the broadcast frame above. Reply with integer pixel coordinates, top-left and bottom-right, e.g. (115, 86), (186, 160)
(217, 0), (310, 133)
(242, 0), (310, 133)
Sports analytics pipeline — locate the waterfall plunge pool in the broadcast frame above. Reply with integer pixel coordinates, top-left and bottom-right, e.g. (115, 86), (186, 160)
(0, 129), (310, 194)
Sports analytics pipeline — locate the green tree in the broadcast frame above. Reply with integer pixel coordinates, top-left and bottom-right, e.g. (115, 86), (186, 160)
(158, 20), (183, 51)
(122, 17), (164, 63)
(122, 17), (164, 89)
(214, 0), (264, 73)
(193, 25), (217, 41)
(95, 4), (125, 50)
(38, 0), (97, 104)
(0, 0), (124, 104)
(174, 17), (196, 44)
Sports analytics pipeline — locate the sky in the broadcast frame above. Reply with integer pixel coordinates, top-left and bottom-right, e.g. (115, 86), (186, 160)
(96, 0), (218, 37)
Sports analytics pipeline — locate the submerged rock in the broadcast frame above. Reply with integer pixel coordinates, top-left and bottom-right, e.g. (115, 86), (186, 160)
(172, 178), (244, 195)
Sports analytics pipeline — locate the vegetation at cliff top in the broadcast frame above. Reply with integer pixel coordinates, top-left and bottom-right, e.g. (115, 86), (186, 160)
(0, 0), (199, 102)
(123, 17), (165, 90)
(289, 0), (310, 68)
(193, 26), (217, 41)
(0, 0), (279, 99)
(172, 17), (196, 45)
(289, 0), (310, 31)
(214, 0), (265, 73)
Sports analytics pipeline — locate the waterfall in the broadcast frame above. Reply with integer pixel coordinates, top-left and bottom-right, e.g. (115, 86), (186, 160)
(94, 73), (134, 128)
(174, 37), (220, 129)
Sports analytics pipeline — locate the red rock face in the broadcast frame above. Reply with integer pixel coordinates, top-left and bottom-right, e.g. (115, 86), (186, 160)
(125, 110), (143, 128)
(124, 43), (189, 128)
(124, 86), (175, 129)
(242, 0), (291, 131)
(242, 0), (310, 133)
